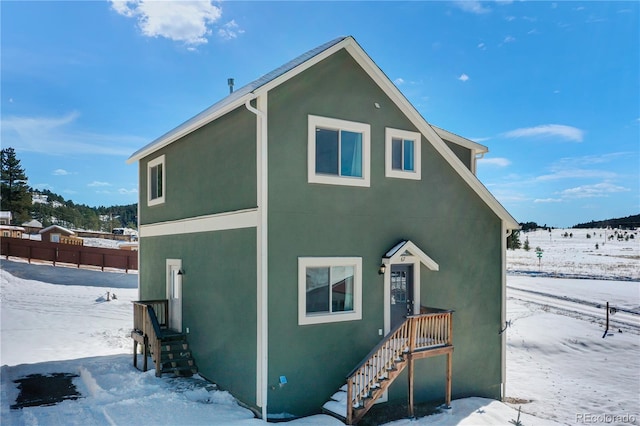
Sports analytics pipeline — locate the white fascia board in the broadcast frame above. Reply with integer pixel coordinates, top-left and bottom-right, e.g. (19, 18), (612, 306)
(432, 126), (489, 154)
(127, 92), (256, 164)
(384, 240), (439, 271)
(343, 42), (519, 230)
(139, 208), (258, 238)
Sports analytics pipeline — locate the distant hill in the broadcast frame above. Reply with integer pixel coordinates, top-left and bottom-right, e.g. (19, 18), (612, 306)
(572, 214), (640, 230)
(28, 189), (137, 232)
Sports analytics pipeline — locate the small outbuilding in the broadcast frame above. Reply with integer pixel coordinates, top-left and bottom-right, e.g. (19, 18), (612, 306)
(1, 225), (25, 239)
(39, 225), (83, 245)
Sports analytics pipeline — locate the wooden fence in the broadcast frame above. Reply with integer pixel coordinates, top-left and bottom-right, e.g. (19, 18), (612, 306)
(1, 237), (138, 272)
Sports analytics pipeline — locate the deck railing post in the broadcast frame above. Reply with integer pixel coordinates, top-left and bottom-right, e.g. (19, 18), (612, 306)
(346, 378), (353, 424)
(408, 354), (415, 418)
(448, 312), (453, 346)
(409, 317), (417, 353)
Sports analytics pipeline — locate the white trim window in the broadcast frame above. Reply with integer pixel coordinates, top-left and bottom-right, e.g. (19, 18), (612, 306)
(298, 257), (363, 325)
(147, 155), (165, 206)
(308, 115), (370, 187)
(385, 128), (421, 180)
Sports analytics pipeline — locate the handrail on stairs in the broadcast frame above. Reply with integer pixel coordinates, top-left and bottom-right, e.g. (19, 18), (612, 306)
(132, 300), (167, 377)
(344, 308), (453, 424)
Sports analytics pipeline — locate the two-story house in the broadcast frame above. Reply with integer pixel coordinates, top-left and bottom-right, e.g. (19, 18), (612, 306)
(127, 36), (519, 423)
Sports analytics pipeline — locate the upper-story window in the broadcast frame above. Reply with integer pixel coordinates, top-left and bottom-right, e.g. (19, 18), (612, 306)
(308, 115), (370, 187)
(147, 155), (165, 206)
(385, 128), (421, 180)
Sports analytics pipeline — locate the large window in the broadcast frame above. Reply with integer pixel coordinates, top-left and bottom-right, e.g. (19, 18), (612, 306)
(147, 155), (165, 206)
(298, 257), (363, 325)
(385, 128), (421, 180)
(308, 115), (370, 187)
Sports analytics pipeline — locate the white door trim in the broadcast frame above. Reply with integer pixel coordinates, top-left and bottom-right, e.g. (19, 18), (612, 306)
(166, 258), (183, 331)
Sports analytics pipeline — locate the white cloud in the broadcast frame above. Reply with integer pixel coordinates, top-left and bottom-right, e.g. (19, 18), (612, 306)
(471, 136), (491, 143)
(505, 16), (516, 22)
(218, 20), (244, 40)
(560, 182), (630, 199)
(394, 77), (405, 85)
(534, 198), (563, 203)
(536, 169), (617, 182)
(553, 152), (631, 168)
(454, 1), (491, 14)
(118, 188), (138, 195)
(0, 112), (145, 156)
(477, 42), (486, 50)
(110, 0), (222, 46)
(503, 35), (516, 43)
(88, 181), (112, 187)
(503, 124), (585, 142)
(458, 73), (470, 82)
(53, 169), (71, 176)
(479, 157), (511, 167)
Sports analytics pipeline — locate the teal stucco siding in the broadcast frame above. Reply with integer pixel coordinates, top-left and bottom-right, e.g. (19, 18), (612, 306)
(139, 106), (257, 226)
(264, 49), (504, 416)
(139, 228), (258, 408)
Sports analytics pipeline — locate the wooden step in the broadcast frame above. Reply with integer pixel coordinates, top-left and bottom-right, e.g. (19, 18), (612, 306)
(161, 365), (198, 377)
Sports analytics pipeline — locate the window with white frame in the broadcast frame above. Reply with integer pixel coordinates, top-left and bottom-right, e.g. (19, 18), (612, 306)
(308, 115), (370, 187)
(385, 128), (421, 180)
(298, 257), (363, 325)
(147, 155), (165, 206)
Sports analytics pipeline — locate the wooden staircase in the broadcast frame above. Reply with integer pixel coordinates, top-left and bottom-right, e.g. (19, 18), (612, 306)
(155, 331), (198, 376)
(131, 300), (198, 377)
(323, 308), (453, 424)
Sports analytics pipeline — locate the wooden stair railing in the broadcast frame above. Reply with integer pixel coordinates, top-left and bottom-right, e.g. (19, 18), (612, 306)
(131, 300), (197, 378)
(324, 309), (453, 425)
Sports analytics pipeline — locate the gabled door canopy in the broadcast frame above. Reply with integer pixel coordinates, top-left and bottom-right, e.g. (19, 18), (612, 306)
(383, 240), (439, 271)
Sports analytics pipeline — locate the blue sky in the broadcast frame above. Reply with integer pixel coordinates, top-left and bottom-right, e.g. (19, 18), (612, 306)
(1, 1), (638, 228)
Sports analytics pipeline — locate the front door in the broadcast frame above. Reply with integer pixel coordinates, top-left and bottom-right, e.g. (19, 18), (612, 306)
(167, 261), (182, 332)
(390, 264), (414, 329)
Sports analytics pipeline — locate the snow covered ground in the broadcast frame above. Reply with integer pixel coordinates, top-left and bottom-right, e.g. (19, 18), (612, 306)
(508, 228), (639, 281)
(1, 227), (639, 425)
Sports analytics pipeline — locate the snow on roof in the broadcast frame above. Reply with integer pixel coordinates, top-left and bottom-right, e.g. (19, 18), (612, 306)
(385, 240), (408, 258)
(39, 225), (75, 235)
(0, 225), (25, 232)
(22, 219), (43, 228)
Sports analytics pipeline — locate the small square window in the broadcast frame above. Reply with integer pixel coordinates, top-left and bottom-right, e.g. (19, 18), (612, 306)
(385, 128), (421, 180)
(147, 155), (165, 206)
(308, 115), (370, 187)
(298, 257), (362, 325)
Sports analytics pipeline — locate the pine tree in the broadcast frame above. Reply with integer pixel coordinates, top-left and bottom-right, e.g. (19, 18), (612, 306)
(507, 230), (521, 250)
(1, 148), (31, 224)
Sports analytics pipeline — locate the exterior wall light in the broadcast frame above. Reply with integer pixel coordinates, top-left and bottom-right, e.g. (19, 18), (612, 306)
(378, 264), (386, 275)
(177, 269), (185, 276)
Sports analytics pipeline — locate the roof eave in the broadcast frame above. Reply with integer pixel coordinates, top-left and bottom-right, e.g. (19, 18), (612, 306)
(126, 91), (256, 164)
(432, 125), (489, 154)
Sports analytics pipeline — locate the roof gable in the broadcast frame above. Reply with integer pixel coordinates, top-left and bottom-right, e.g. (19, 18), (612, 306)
(127, 36), (518, 229)
(40, 225), (74, 235)
(384, 240), (439, 271)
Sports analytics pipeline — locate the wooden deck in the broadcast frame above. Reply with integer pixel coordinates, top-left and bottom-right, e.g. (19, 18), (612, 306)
(324, 307), (454, 425)
(131, 300), (197, 377)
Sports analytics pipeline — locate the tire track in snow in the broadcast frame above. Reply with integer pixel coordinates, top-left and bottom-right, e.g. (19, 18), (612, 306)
(507, 286), (640, 332)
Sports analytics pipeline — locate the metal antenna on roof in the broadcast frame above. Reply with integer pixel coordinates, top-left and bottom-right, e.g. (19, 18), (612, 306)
(227, 78), (234, 94)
